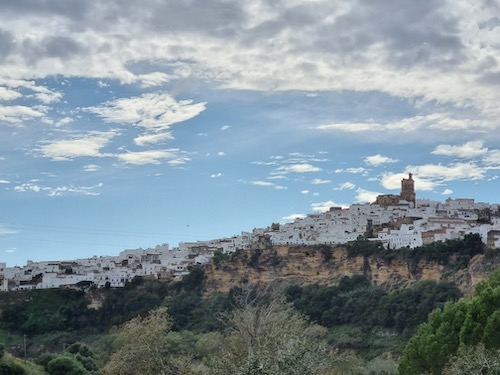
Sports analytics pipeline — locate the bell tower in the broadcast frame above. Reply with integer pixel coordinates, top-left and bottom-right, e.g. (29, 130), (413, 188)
(400, 173), (416, 207)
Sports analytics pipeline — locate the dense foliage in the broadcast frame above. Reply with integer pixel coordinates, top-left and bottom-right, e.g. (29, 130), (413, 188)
(399, 269), (500, 375)
(0, 266), (211, 337)
(1, 289), (94, 335)
(286, 276), (461, 336)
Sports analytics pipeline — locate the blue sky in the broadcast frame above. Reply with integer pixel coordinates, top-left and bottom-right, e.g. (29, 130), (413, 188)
(1, 0), (500, 266)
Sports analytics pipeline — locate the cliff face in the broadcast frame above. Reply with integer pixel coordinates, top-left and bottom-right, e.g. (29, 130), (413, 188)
(204, 245), (500, 294)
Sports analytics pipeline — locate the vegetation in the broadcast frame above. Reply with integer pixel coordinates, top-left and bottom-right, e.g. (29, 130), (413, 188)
(102, 307), (187, 375)
(442, 343), (500, 375)
(286, 276), (461, 338)
(1, 289), (95, 335)
(347, 233), (485, 270)
(0, 236), (497, 374)
(206, 288), (352, 374)
(399, 269), (500, 374)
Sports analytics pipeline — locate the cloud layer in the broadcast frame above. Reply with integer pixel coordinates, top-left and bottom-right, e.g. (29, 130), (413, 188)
(0, 0), (498, 119)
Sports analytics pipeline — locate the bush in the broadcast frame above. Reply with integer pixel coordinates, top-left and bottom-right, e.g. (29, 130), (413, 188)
(0, 361), (26, 375)
(360, 357), (398, 375)
(46, 355), (87, 375)
(34, 353), (57, 370)
(212, 251), (230, 268)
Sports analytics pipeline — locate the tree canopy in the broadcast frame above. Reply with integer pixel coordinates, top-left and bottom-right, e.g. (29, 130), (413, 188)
(399, 269), (500, 375)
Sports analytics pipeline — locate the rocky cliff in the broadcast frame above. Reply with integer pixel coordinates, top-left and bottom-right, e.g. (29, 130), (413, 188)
(203, 243), (500, 294)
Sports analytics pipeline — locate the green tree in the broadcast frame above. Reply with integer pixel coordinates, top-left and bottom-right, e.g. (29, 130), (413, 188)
(64, 342), (98, 372)
(46, 355), (87, 375)
(0, 361), (26, 375)
(398, 300), (468, 375)
(399, 269), (500, 375)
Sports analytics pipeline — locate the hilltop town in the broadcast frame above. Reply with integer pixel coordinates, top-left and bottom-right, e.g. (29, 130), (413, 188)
(1, 174), (499, 292)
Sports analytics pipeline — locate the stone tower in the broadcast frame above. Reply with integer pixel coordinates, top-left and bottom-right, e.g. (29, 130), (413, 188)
(400, 173), (416, 207)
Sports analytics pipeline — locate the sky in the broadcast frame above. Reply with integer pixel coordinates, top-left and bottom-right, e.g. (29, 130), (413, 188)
(1, 0), (500, 266)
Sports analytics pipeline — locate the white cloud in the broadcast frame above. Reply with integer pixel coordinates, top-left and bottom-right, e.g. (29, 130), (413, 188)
(381, 163), (486, 192)
(0, 225), (17, 236)
(301, 190), (309, 194)
(166, 158), (189, 166)
(250, 180), (286, 190)
(252, 161), (278, 166)
(134, 132), (174, 146)
(431, 141), (488, 158)
(267, 175), (287, 180)
(380, 172), (406, 190)
(0, 105), (47, 125)
(484, 150), (500, 165)
(354, 188), (381, 203)
(136, 72), (172, 88)
(38, 131), (117, 160)
(311, 178), (331, 185)
(282, 213), (306, 221)
(210, 173), (222, 178)
(220, 125), (231, 131)
(0, 79), (62, 105)
(0, 87), (22, 101)
(274, 163), (321, 174)
(317, 114), (494, 137)
(254, 154), (327, 183)
(54, 117), (74, 127)
(364, 154), (398, 166)
(83, 164), (101, 172)
(311, 200), (348, 212)
(217, 152), (226, 156)
(335, 167), (366, 174)
(85, 93), (206, 132)
(409, 163), (485, 182)
(14, 183), (41, 193)
(34, 91), (63, 104)
(117, 149), (190, 165)
(317, 122), (381, 132)
(380, 172), (440, 191)
(0, 179), (10, 184)
(251, 180), (274, 187)
(13, 182), (103, 196)
(334, 182), (356, 190)
(442, 189), (453, 195)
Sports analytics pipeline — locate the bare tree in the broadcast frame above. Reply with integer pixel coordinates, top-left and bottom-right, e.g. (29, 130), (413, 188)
(207, 286), (354, 375)
(443, 343), (500, 375)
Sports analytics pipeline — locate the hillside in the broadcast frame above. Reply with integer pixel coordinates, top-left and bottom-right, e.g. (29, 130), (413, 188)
(204, 235), (500, 294)
(1, 235), (499, 374)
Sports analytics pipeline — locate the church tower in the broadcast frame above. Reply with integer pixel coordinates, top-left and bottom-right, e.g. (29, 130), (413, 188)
(400, 173), (416, 207)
